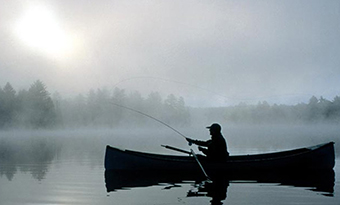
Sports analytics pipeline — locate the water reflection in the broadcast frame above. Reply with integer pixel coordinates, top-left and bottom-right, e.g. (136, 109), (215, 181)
(187, 177), (229, 205)
(105, 169), (335, 203)
(0, 137), (61, 181)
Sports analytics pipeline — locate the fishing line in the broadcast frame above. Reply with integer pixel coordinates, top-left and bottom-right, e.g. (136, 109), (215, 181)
(109, 101), (187, 139)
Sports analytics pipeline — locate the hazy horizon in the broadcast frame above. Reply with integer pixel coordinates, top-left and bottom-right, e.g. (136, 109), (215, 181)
(2, 78), (340, 108)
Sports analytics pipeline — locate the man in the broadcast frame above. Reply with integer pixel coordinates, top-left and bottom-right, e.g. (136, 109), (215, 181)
(186, 123), (229, 162)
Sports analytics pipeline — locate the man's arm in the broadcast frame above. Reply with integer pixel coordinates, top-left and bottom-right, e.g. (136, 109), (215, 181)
(186, 138), (210, 147)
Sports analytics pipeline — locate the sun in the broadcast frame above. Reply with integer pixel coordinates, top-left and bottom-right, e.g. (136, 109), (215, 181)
(14, 5), (76, 59)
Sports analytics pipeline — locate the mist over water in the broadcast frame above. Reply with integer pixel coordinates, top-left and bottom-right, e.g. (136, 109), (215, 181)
(1, 123), (339, 167)
(0, 123), (339, 205)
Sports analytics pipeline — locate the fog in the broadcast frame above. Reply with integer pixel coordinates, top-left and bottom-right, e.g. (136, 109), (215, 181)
(2, 83), (339, 190)
(1, 1), (340, 183)
(1, 124), (339, 181)
(1, 80), (340, 130)
(1, 0), (340, 107)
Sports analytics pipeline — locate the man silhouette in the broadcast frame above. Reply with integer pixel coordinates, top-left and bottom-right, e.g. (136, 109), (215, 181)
(186, 123), (229, 162)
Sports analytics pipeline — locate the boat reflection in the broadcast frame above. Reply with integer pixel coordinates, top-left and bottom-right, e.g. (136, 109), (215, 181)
(105, 169), (335, 202)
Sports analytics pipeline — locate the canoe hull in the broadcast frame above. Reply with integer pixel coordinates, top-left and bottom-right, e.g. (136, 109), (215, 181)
(104, 142), (335, 174)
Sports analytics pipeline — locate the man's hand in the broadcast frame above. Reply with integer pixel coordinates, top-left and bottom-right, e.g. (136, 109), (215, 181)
(186, 137), (194, 146)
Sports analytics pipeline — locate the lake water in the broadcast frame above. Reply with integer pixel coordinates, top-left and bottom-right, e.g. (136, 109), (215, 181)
(0, 124), (339, 205)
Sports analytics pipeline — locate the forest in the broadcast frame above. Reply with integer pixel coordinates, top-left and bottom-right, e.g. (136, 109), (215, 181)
(0, 80), (190, 129)
(0, 80), (339, 129)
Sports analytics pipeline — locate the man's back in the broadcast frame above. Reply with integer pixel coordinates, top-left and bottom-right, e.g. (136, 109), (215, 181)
(208, 134), (228, 162)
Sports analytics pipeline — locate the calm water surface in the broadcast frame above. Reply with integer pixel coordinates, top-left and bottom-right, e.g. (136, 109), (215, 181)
(0, 125), (339, 205)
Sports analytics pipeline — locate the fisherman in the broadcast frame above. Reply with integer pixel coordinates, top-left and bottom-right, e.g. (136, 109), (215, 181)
(186, 123), (229, 162)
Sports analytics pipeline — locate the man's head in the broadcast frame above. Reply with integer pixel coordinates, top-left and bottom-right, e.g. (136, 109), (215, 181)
(206, 123), (221, 135)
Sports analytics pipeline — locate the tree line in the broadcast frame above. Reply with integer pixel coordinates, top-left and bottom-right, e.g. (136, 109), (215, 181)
(204, 96), (340, 124)
(0, 80), (56, 129)
(0, 80), (339, 129)
(229, 96), (340, 124)
(0, 81), (190, 129)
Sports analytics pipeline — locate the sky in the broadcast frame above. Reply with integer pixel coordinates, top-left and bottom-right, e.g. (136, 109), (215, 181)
(1, 0), (340, 107)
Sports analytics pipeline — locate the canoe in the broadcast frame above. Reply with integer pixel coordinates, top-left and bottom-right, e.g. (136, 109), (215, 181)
(104, 142), (335, 174)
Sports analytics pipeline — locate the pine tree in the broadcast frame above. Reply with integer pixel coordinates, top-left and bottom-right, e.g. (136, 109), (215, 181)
(26, 80), (56, 128)
(0, 83), (17, 127)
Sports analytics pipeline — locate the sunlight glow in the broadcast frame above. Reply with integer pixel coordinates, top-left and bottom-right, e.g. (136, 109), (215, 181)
(14, 5), (76, 59)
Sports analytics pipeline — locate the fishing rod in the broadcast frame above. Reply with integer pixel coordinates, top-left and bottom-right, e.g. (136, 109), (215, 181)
(109, 100), (211, 180)
(109, 101), (187, 139)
